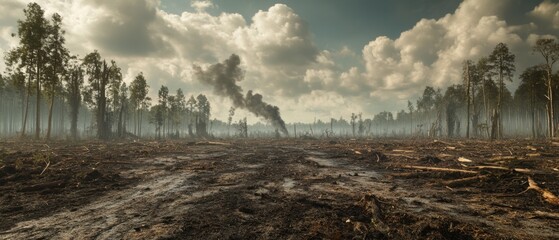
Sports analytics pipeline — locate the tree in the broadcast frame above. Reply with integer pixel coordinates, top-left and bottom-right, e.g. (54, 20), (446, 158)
(350, 113), (357, 137)
(129, 73), (149, 137)
(65, 59), (83, 140)
(44, 13), (69, 140)
(10, 3), (49, 138)
(158, 85), (169, 137)
(151, 104), (164, 139)
(476, 57), (492, 134)
(196, 94), (210, 137)
(0, 74), (4, 129)
(417, 86), (436, 112)
(444, 84), (465, 138)
(227, 107), (235, 136)
(4, 52), (29, 137)
(117, 82), (128, 137)
(407, 100), (414, 135)
(83, 50), (112, 139)
(357, 113), (365, 137)
(463, 60), (473, 138)
(171, 88), (186, 137)
(517, 65), (547, 139)
(237, 117), (248, 138)
(533, 38), (559, 138)
(488, 43), (515, 139)
(373, 111), (394, 136)
(186, 95), (197, 136)
(104, 60), (122, 136)
(431, 88), (444, 137)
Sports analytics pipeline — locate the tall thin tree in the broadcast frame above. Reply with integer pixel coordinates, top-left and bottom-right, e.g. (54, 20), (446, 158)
(44, 13), (69, 140)
(533, 38), (559, 138)
(488, 43), (515, 139)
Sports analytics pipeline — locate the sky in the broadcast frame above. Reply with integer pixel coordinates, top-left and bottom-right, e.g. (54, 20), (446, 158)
(0, 0), (558, 124)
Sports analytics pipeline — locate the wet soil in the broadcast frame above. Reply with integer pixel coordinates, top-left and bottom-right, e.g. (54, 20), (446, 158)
(0, 139), (558, 239)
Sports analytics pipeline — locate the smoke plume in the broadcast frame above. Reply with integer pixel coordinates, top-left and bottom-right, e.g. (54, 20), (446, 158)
(193, 54), (289, 136)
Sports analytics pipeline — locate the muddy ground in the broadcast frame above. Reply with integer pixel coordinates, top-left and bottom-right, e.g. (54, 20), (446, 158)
(0, 138), (558, 239)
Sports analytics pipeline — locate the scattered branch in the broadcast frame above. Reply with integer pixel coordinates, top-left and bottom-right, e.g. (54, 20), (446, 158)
(526, 177), (559, 206)
(457, 157), (473, 163)
(40, 160), (50, 175)
(399, 165), (478, 174)
(443, 175), (489, 187)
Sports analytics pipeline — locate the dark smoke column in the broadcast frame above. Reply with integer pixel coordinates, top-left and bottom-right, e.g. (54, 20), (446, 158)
(193, 54), (289, 136)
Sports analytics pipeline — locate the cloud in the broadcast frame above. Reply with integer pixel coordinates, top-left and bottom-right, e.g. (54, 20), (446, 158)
(530, 0), (559, 29)
(191, 0), (214, 12)
(352, 0), (552, 111)
(1, 0), (559, 123)
(84, 0), (173, 57)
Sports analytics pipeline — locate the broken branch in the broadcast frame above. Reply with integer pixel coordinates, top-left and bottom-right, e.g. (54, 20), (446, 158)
(470, 166), (533, 174)
(527, 177), (559, 206)
(530, 211), (559, 220)
(457, 157), (473, 163)
(399, 165), (478, 174)
(443, 175), (489, 188)
(40, 160), (50, 175)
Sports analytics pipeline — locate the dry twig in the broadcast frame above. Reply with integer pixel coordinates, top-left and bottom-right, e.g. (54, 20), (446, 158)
(400, 165), (478, 174)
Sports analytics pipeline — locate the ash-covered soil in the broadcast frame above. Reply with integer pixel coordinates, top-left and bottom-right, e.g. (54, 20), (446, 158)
(1, 139), (558, 239)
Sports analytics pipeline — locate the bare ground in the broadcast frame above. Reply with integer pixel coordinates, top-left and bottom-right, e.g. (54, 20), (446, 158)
(0, 138), (558, 239)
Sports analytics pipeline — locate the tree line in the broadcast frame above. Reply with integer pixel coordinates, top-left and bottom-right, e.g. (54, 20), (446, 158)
(0, 3), (217, 140)
(2, 3), (558, 140)
(360, 40), (559, 140)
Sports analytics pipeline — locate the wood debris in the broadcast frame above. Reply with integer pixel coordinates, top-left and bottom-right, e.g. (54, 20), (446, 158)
(488, 156), (516, 161)
(457, 157), (473, 163)
(443, 175), (489, 188)
(400, 165), (478, 174)
(526, 146), (538, 151)
(526, 177), (559, 206)
(530, 211), (559, 220)
(392, 149), (415, 153)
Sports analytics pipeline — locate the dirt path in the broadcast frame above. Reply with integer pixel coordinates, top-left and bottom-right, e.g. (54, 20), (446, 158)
(1, 139), (558, 239)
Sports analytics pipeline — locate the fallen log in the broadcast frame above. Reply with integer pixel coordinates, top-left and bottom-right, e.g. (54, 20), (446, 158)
(443, 175), (489, 188)
(470, 166), (533, 174)
(399, 165), (478, 174)
(526, 177), (559, 206)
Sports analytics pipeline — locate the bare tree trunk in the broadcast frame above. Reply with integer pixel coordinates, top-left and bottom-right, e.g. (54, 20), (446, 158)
(139, 109), (142, 137)
(117, 104), (124, 137)
(35, 55), (41, 140)
(482, 77), (490, 138)
(46, 95), (54, 140)
(531, 90), (536, 139)
(21, 82), (30, 138)
(466, 64), (471, 139)
(499, 75), (503, 139)
(547, 68), (554, 138)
